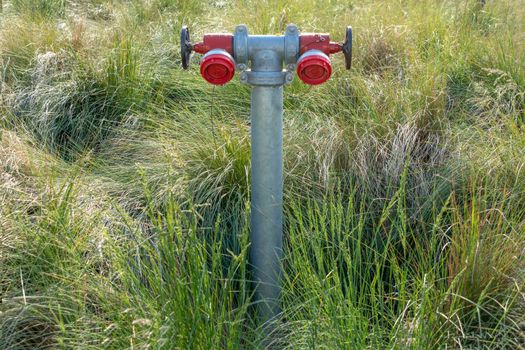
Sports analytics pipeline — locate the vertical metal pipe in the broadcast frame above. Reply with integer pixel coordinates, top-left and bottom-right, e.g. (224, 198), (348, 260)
(250, 84), (283, 323)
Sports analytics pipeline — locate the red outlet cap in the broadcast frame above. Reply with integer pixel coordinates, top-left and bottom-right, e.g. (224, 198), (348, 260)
(200, 50), (235, 85)
(296, 51), (332, 85)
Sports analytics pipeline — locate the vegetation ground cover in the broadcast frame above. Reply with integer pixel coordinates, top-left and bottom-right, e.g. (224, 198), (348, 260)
(0, 0), (524, 348)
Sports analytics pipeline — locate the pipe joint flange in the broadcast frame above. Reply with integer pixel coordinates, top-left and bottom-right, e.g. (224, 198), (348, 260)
(243, 70), (287, 86)
(284, 71), (294, 85)
(284, 24), (300, 65)
(234, 24), (249, 67)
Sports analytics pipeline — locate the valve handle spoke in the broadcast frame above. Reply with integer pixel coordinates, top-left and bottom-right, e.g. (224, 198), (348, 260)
(342, 26), (352, 70)
(180, 26), (192, 69)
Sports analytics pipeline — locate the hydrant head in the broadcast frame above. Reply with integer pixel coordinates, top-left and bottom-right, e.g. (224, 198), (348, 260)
(296, 50), (332, 85)
(200, 49), (236, 85)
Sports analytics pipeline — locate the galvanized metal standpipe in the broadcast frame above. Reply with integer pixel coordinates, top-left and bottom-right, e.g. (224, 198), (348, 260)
(180, 24), (352, 323)
(250, 84), (284, 320)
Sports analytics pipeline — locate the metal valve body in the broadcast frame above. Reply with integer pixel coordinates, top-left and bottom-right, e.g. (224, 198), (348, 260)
(184, 24), (352, 86)
(180, 24), (352, 324)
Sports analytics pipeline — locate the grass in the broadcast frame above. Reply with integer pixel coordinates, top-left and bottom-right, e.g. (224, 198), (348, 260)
(1, 0), (525, 348)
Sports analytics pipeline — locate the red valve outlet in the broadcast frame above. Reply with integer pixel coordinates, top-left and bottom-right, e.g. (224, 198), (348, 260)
(193, 34), (234, 55)
(296, 51), (332, 85)
(200, 50), (235, 85)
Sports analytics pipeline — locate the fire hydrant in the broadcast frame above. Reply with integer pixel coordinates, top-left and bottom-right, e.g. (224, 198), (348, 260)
(180, 24), (352, 323)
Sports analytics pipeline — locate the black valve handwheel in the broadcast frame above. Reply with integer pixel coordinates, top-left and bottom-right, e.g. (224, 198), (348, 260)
(181, 26), (192, 69)
(342, 26), (352, 70)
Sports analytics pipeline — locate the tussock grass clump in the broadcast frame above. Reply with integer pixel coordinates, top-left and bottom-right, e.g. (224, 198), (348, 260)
(7, 33), (149, 160)
(11, 0), (66, 18)
(468, 68), (525, 126)
(360, 30), (406, 78)
(444, 188), (525, 348)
